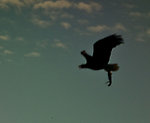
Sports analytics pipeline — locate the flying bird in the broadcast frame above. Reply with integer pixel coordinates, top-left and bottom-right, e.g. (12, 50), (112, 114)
(79, 34), (123, 86)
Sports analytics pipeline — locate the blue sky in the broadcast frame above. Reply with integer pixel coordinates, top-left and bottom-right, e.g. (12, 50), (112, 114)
(0, 0), (150, 123)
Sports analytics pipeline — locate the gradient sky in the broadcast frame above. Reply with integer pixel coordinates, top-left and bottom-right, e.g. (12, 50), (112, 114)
(0, 0), (150, 123)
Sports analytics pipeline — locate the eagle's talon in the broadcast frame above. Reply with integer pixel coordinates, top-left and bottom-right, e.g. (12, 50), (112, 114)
(106, 81), (111, 86)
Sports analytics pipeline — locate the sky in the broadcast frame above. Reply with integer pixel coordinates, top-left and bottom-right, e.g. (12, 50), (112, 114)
(0, 0), (150, 123)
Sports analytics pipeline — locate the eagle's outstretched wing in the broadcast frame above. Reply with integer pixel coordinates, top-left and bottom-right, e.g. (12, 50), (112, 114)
(92, 34), (123, 65)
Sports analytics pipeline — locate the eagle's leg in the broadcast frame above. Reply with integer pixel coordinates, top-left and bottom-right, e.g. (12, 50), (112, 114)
(81, 50), (92, 61)
(106, 71), (112, 86)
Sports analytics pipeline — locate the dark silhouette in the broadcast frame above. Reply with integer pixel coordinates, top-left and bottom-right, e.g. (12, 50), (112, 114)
(79, 34), (123, 86)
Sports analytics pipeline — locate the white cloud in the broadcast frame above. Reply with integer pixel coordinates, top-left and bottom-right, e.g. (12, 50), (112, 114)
(33, 1), (102, 13)
(3, 50), (14, 55)
(87, 25), (109, 32)
(136, 33), (145, 42)
(87, 23), (126, 33)
(61, 13), (74, 19)
(147, 29), (150, 35)
(113, 23), (126, 31)
(36, 40), (48, 48)
(52, 40), (67, 49)
(0, 35), (9, 40)
(129, 11), (150, 18)
(129, 12), (142, 17)
(0, 3), (9, 9)
(135, 30), (150, 42)
(0, 0), (24, 9)
(34, 0), (72, 9)
(32, 16), (52, 27)
(0, 0), (102, 14)
(23, 0), (40, 5)
(136, 37), (145, 42)
(75, 2), (102, 13)
(61, 22), (71, 29)
(0, 0), (42, 8)
(16, 37), (24, 41)
(24, 52), (40, 57)
(148, 12), (150, 17)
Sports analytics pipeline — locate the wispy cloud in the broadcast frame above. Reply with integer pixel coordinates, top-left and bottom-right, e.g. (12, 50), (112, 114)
(3, 49), (14, 55)
(16, 37), (24, 41)
(33, 0), (102, 13)
(61, 22), (71, 29)
(34, 0), (72, 9)
(129, 11), (150, 18)
(32, 16), (52, 27)
(1, 0), (102, 13)
(0, 0), (43, 9)
(113, 23), (126, 31)
(87, 23), (126, 33)
(75, 2), (102, 13)
(135, 29), (150, 42)
(0, 0), (103, 31)
(36, 40), (48, 49)
(0, 35), (9, 40)
(24, 52), (40, 57)
(135, 31), (150, 42)
(0, 0), (102, 14)
(147, 29), (150, 35)
(0, 3), (9, 9)
(136, 35), (145, 42)
(87, 25), (109, 32)
(52, 39), (67, 49)
(61, 13), (74, 19)
(129, 12), (142, 17)
(0, 0), (24, 9)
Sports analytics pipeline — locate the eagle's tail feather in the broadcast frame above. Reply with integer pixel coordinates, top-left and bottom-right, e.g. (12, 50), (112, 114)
(104, 64), (119, 72)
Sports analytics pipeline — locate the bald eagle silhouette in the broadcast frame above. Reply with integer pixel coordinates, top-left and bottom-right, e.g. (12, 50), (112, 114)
(79, 34), (123, 86)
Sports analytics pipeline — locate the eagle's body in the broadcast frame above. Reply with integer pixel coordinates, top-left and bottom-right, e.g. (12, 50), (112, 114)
(79, 34), (123, 86)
